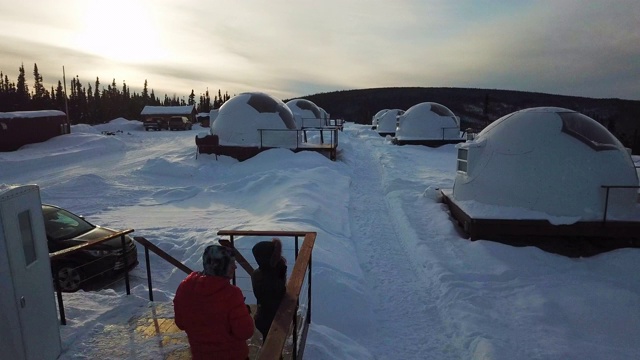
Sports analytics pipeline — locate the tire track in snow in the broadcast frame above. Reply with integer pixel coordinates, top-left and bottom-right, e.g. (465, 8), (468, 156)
(345, 131), (460, 360)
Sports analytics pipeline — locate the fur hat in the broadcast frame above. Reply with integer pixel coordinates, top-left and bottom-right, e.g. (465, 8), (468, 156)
(202, 244), (235, 277)
(252, 238), (283, 269)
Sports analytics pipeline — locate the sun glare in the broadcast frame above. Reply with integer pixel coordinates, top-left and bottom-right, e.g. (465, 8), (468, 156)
(72, 1), (168, 63)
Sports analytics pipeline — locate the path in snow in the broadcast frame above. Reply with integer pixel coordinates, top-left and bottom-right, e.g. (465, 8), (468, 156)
(343, 130), (461, 359)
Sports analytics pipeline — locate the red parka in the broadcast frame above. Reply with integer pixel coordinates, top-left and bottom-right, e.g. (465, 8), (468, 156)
(173, 271), (254, 360)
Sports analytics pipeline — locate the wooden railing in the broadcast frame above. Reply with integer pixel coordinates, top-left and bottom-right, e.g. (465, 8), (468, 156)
(217, 230), (316, 360)
(51, 229), (315, 360)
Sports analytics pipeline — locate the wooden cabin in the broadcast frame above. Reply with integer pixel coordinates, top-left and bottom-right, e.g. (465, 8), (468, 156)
(0, 110), (69, 152)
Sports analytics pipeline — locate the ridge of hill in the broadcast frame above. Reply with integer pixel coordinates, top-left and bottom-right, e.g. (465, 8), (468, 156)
(297, 87), (640, 151)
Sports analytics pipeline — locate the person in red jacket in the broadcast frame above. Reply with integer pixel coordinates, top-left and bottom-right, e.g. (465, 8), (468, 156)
(173, 244), (254, 360)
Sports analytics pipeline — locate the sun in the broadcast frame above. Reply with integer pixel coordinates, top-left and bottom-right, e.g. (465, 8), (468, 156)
(72, 1), (168, 63)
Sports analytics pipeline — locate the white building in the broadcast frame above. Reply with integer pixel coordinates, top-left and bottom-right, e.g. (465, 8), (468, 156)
(394, 102), (463, 146)
(210, 92), (297, 147)
(371, 109), (388, 128)
(286, 99), (324, 129)
(376, 109), (404, 136)
(452, 107), (639, 221)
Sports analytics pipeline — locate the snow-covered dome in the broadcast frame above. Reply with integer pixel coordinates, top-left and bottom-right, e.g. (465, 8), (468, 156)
(286, 99), (323, 128)
(209, 109), (219, 124)
(395, 102), (460, 141)
(372, 109), (388, 126)
(211, 92), (296, 146)
(319, 107), (329, 121)
(453, 107), (638, 220)
(377, 109), (403, 135)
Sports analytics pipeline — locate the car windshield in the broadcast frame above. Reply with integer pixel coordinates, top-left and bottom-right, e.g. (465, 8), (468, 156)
(43, 205), (95, 241)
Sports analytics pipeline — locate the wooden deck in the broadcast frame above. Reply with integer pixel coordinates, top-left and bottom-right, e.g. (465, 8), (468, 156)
(441, 190), (640, 257)
(81, 302), (292, 360)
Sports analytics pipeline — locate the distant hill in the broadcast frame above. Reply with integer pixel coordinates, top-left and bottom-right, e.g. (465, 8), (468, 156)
(296, 87), (640, 152)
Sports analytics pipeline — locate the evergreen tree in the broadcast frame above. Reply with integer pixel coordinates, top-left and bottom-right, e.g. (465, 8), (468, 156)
(32, 63), (49, 109)
(16, 63), (30, 109)
(55, 80), (65, 111)
(188, 89), (196, 105)
(142, 79), (149, 103)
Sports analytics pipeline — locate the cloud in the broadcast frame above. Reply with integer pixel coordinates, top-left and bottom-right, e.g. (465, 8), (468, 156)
(0, 0), (638, 100)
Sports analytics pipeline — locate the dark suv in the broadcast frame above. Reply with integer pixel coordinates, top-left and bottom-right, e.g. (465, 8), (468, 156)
(143, 117), (167, 131)
(168, 116), (193, 131)
(43, 204), (138, 292)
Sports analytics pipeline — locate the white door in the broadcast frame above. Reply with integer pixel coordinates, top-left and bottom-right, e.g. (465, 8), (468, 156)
(0, 186), (61, 360)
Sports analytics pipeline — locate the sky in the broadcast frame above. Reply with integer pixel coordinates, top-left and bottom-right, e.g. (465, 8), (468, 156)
(2, 117), (640, 359)
(0, 1), (639, 101)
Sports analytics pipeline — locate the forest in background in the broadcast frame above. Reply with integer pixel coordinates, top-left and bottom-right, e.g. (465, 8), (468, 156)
(302, 87), (640, 153)
(2, 63), (639, 153)
(0, 63), (230, 124)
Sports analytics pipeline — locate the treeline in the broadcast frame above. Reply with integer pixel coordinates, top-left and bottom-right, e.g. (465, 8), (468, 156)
(0, 63), (230, 124)
(304, 87), (640, 150)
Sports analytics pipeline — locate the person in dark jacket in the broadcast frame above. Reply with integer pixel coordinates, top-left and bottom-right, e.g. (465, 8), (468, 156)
(251, 238), (287, 343)
(173, 244), (254, 360)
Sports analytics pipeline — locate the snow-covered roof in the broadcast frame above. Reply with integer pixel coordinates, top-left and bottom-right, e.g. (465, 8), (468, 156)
(0, 110), (66, 119)
(453, 107), (638, 220)
(395, 102), (460, 141)
(210, 92), (297, 147)
(140, 105), (195, 116)
(286, 99), (323, 128)
(376, 109), (403, 134)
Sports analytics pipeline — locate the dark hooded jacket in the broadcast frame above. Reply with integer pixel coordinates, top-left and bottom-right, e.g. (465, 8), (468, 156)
(251, 238), (287, 340)
(173, 271), (254, 360)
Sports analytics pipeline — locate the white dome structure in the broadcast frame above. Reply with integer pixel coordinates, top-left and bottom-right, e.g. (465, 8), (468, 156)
(395, 102), (462, 144)
(319, 107), (330, 122)
(210, 92), (296, 147)
(376, 109), (403, 136)
(452, 107), (638, 220)
(372, 109), (388, 127)
(286, 99), (323, 128)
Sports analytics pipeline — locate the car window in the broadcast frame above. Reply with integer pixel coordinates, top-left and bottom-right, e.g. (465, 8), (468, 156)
(43, 206), (95, 241)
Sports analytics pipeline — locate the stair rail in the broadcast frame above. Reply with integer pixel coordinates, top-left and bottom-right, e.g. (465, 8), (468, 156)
(217, 230), (316, 360)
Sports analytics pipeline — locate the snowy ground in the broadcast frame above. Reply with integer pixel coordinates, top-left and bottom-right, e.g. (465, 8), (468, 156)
(1, 119), (640, 360)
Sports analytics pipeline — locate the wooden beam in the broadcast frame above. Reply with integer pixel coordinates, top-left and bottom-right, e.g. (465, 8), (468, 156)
(217, 230), (309, 237)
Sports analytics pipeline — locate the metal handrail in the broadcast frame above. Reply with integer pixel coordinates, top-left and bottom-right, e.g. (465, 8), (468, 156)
(440, 126), (462, 140)
(132, 236), (193, 302)
(50, 229), (135, 325)
(601, 185), (640, 223)
(257, 128), (339, 149)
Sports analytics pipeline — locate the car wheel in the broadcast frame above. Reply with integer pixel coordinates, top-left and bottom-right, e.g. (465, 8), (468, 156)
(54, 265), (83, 292)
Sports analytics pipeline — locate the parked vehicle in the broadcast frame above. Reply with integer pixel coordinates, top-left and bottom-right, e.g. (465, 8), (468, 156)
(43, 204), (138, 292)
(168, 116), (193, 131)
(143, 117), (167, 131)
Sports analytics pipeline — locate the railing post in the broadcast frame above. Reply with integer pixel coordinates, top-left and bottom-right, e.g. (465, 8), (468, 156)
(602, 186), (610, 224)
(121, 235), (131, 295)
(54, 270), (66, 325)
(230, 235), (236, 286)
(292, 235), (301, 359)
(308, 253), (312, 323)
(145, 247), (153, 301)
